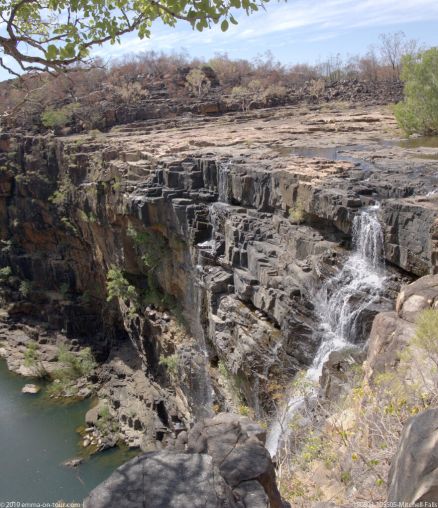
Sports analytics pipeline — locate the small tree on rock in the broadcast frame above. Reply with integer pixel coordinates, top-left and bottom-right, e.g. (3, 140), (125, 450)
(186, 69), (211, 98)
(394, 47), (438, 136)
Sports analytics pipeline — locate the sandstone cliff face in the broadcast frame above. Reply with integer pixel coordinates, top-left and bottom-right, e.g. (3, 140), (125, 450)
(0, 105), (437, 453)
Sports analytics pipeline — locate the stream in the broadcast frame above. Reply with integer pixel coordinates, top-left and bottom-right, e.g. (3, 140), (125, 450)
(266, 205), (387, 457)
(0, 359), (138, 503)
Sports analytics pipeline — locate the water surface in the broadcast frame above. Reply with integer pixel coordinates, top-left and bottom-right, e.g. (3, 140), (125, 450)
(398, 136), (438, 149)
(0, 359), (138, 503)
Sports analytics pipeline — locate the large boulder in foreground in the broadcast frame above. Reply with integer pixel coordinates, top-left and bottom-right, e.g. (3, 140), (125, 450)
(388, 408), (438, 504)
(84, 413), (286, 508)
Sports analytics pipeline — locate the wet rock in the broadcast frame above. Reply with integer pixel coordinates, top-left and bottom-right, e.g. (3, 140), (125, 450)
(62, 457), (83, 468)
(21, 383), (40, 394)
(319, 348), (365, 401)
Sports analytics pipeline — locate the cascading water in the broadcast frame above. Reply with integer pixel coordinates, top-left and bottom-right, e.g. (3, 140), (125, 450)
(266, 205), (386, 457)
(218, 161), (231, 204)
(191, 162), (233, 414)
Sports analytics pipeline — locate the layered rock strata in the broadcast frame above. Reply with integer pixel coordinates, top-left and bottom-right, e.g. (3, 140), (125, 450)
(0, 105), (436, 450)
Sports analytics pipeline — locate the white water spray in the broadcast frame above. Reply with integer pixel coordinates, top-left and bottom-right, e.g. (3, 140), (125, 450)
(266, 205), (386, 457)
(218, 162), (231, 204)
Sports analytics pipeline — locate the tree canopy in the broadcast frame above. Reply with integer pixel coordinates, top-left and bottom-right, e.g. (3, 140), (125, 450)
(0, 0), (266, 75)
(394, 47), (438, 136)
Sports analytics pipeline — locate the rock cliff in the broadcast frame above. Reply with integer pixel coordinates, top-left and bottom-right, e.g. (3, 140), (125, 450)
(0, 103), (437, 505)
(1, 104), (437, 442)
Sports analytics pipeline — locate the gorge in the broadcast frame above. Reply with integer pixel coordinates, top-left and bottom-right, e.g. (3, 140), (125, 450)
(0, 99), (437, 506)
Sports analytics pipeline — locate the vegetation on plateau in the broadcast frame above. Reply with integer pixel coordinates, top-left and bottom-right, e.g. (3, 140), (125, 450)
(0, 32), (420, 133)
(394, 47), (438, 136)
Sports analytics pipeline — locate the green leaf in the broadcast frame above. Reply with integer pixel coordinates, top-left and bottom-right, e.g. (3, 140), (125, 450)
(46, 44), (58, 60)
(220, 19), (229, 32)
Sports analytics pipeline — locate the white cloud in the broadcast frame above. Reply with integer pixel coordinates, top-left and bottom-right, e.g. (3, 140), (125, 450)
(92, 0), (438, 61)
(2, 0), (433, 80)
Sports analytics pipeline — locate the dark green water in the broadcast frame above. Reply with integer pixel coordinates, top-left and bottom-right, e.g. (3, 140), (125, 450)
(0, 359), (138, 503)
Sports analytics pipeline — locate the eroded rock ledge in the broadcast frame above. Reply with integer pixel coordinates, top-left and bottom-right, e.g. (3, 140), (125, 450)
(0, 104), (437, 455)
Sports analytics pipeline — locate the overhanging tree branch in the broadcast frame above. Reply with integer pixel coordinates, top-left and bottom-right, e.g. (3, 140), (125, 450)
(0, 0), (266, 75)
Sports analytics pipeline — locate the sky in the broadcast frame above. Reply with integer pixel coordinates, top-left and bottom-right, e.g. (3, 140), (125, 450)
(1, 0), (438, 81)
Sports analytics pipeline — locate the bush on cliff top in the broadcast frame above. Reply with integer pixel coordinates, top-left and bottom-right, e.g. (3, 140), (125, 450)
(394, 47), (438, 135)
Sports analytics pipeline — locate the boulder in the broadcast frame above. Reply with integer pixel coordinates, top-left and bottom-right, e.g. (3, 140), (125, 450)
(388, 408), (438, 504)
(364, 311), (415, 381)
(396, 274), (438, 322)
(85, 399), (107, 426)
(84, 452), (236, 508)
(61, 457), (83, 468)
(320, 348), (365, 400)
(84, 413), (287, 508)
(365, 274), (438, 382)
(21, 383), (40, 394)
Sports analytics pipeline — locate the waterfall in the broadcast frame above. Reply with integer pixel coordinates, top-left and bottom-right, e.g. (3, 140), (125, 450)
(266, 205), (386, 457)
(218, 162), (231, 204)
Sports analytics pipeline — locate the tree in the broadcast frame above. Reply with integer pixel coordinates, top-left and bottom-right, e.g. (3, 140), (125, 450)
(394, 47), (438, 136)
(378, 31), (420, 80)
(0, 0), (266, 76)
(185, 68), (211, 98)
(231, 79), (264, 111)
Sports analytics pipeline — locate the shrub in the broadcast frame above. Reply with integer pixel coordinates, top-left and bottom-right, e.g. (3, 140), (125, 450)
(0, 266), (12, 281)
(309, 78), (326, 98)
(19, 279), (32, 297)
(24, 340), (39, 364)
(56, 345), (96, 379)
(60, 282), (70, 297)
(106, 266), (137, 303)
(289, 200), (305, 223)
(231, 86), (252, 112)
(96, 403), (119, 435)
(263, 84), (287, 100)
(49, 174), (74, 206)
(46, 378), (77, 398)
(41, 103), (79, 129)
(231, 80), (265, 112)
(412, 307), (438, 360)
(24, 340), (47, 377)
(47, 346), (96, 398)
(159, 353), (179, 379)
(394, 48), (438, 135)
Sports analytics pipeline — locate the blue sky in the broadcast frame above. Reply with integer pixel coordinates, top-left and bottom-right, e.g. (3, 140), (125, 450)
(1, 0), (438, 80)
(93, 0), (438, 65)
